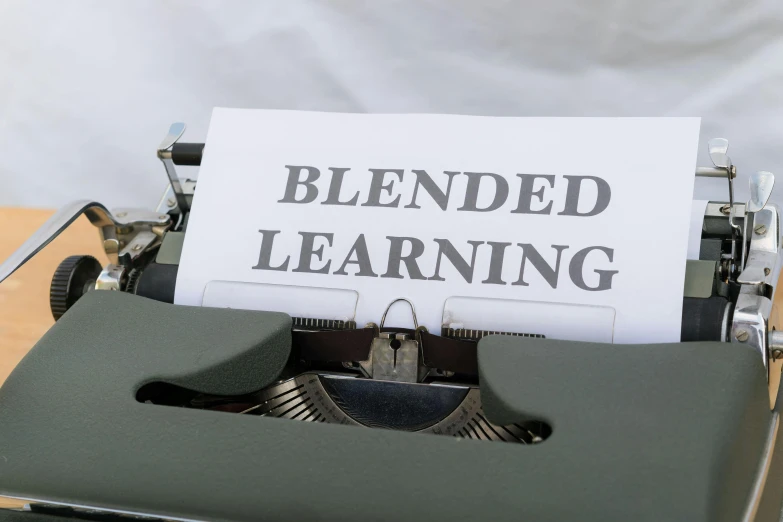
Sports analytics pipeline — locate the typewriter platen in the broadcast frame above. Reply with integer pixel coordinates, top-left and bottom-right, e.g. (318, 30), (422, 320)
(1, 125), (783, 522)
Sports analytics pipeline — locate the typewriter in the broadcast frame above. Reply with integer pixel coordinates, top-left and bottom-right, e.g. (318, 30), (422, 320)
(0, 125), (782, 522)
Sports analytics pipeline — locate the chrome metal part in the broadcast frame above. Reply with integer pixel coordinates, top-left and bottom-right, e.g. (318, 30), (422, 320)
(156, 122), (190, 213)
(111, 209), (170, 226)
(748, 171), (775, 213)
(0, 201), (169, 286)
(708, 138), (731, 171)
(157, 122), (185, 151)
(95, 264), (125, 292)
(738, 206), (781, 286)
(239, 372), (544, 443)
(354, 299), (428, 382)
(741, 172), (776, 272)
(732, 293), (772, 375)
(707, 200), (781, 375)
(360, 333), (420, 383)
(696, 166), (737, 178)
(769, 331), (783, 357)
(380, 298), (419, 330)
(118, 230), (159, 265)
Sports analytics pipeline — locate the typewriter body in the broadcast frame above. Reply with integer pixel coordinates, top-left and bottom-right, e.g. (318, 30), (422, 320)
(1, 127), (783, 522)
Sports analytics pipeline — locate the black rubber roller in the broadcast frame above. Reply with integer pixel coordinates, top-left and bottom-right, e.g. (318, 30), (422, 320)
(134, 263), (178, 303)
(681, 296), (731, 342)
(171, 142), (204, 166)
(50, 255), (102, 321)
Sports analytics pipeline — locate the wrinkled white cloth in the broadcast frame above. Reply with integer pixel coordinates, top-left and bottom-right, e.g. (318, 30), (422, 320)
(0, 0), (781, 209)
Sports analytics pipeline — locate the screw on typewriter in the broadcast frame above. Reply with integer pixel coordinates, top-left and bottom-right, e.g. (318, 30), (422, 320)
(1, 124), (782, 441)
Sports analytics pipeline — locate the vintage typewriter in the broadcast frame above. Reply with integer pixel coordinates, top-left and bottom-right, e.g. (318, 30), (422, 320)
(0, 125), (782, 522)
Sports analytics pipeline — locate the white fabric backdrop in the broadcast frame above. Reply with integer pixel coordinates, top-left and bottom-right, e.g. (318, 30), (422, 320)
(0, 0), (781, 209)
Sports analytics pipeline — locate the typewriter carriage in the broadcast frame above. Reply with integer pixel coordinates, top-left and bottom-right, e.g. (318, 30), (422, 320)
(0, 123), (781, 441)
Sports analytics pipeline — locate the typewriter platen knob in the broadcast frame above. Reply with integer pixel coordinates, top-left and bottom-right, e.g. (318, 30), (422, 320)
(49, 255), (102, 321)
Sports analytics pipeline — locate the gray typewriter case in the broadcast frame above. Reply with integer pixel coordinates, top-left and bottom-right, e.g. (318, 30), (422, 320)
(1, 128), (783, 522)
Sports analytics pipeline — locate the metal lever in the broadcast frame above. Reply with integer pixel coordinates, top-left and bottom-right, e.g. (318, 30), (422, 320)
(737, 206), (779, 285)
(157, 122), (190, 213)
(738, 171), (776, 278)
(748, 171), (775, 213)
(708, 138), (740, 272)
(0, 201), (169, 286)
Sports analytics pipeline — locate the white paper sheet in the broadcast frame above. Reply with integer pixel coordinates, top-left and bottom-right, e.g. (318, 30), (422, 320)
(176, 109), (700, 344)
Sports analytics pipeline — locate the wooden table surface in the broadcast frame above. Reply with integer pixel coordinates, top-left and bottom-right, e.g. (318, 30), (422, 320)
(0, 206), (780, 511)
(0, 208), (107, 385)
